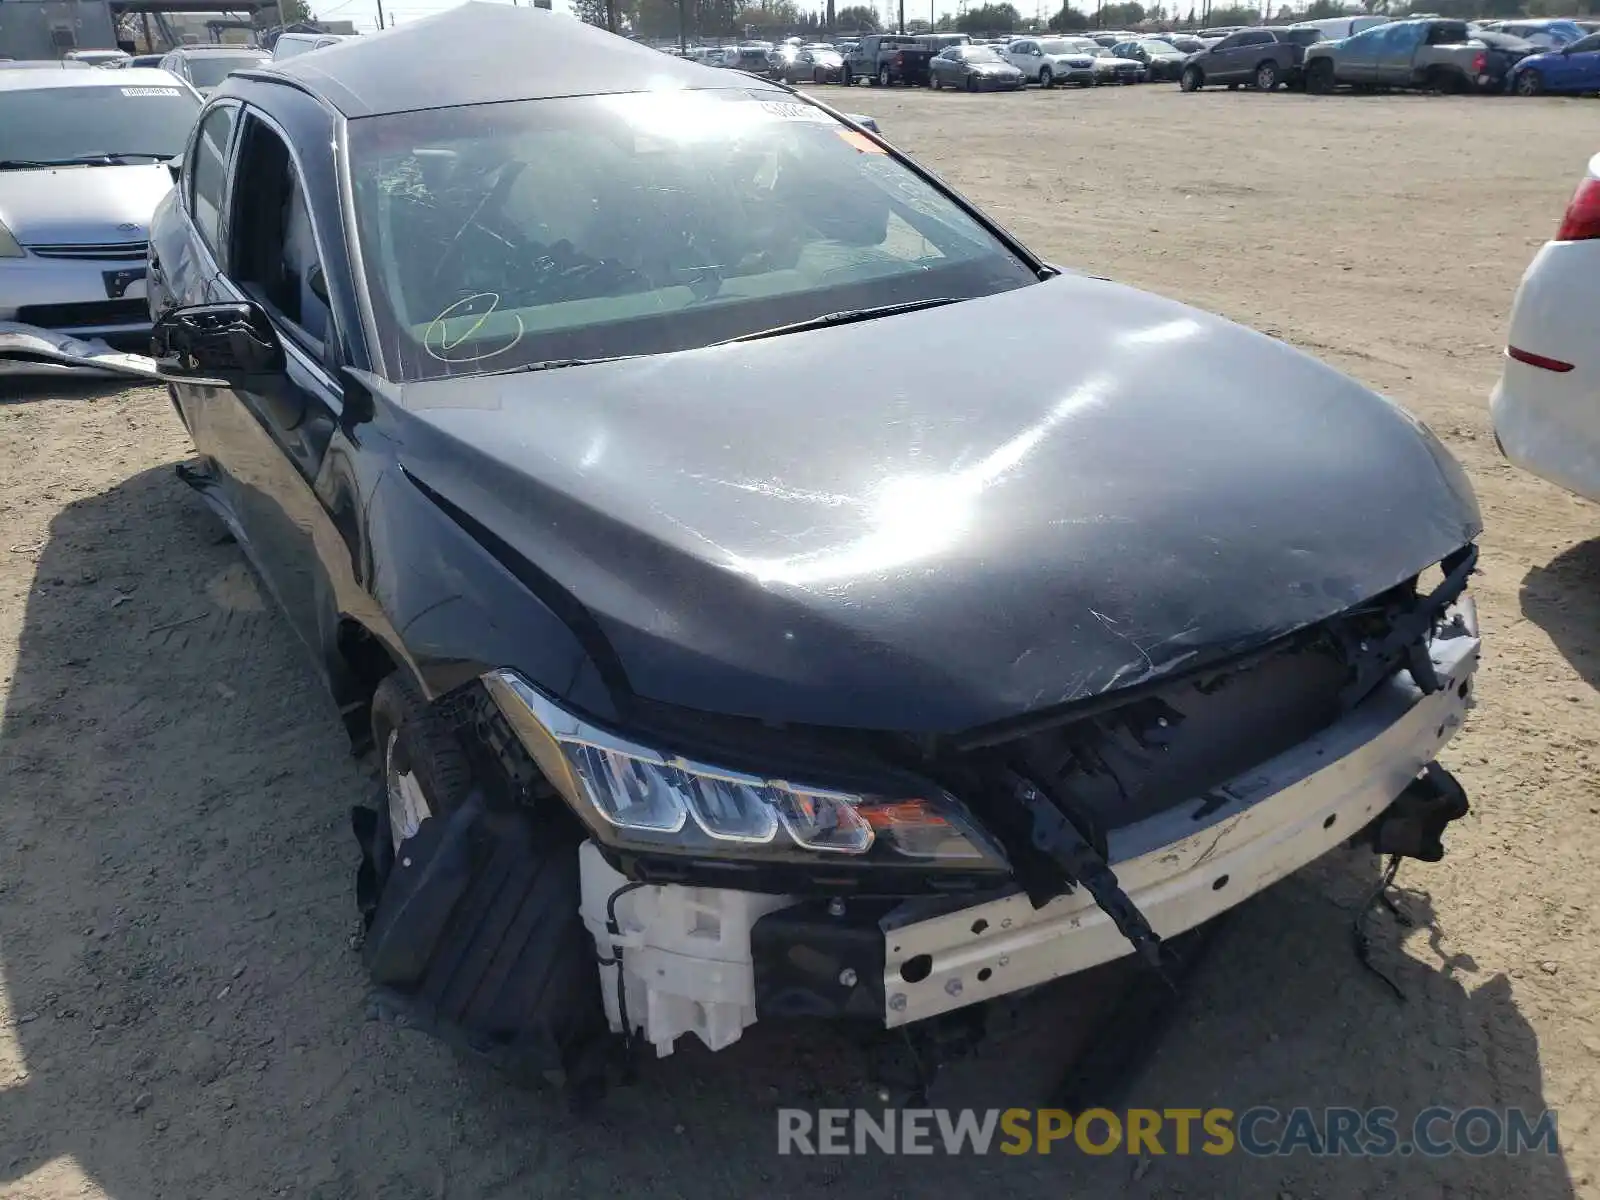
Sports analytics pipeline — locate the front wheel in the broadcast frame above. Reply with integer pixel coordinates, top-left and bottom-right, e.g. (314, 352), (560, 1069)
(878, 64), (892, 86)
(930, 70), (941, 89)
(1038, 65), (1054, 87)
(966, 73), (978, 92)
(841, 65), (853, 85)
(1515, 69), (1543, 96)
(1180, 65), (1202, 92)
(1255, 60), (1278, 91)
(1306, 59), (1334, 94)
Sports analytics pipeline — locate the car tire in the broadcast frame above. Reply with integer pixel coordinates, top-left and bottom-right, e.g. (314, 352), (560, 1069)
(1039, 65), (1054, 87)
(1306, 59), (1334, 94)
(1515, 69), (1543, 96)
(841, 65), (853, 85)
(363, 672), (606, 1089)
(371, 672), (474, 862)
(878, 64), (892, 86)
(1180, 65), (1202, 91)
(966, 73), (978, 92)
(814, 67), (824, 84)
(1255, 60), (1278, 90)
(930, 71), (941, 89)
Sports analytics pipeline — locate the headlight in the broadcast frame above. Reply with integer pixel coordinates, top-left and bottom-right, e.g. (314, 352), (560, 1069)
(0, 222), (23, 259)
(482, 669), (1008, 875)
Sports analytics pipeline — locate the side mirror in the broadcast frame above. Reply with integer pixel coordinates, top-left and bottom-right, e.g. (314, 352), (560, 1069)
(151, 300), (285, 387)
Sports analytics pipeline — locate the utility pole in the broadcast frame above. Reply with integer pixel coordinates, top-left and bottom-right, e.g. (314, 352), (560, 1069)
(375, 0), (386, 29)
(678, 0), (687, 50)
(898, 0), (905, 30)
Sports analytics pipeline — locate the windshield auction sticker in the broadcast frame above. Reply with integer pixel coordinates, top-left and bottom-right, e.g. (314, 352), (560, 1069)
(120, 87), (182, 97)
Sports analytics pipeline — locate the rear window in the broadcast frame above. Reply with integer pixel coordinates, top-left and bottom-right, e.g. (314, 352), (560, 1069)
(184, 53), (268, 87)
(348, 90), (1037, 382)
(0, 82), (200, 163)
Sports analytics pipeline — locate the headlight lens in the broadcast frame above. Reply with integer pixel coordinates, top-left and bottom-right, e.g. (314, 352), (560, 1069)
(0, 222), (24, 259)
(483, 669), (1007, 873)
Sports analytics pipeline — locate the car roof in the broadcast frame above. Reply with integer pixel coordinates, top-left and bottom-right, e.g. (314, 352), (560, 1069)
(168, 44), (268, 55)
(0, 65), (185, 92)
(247, 2), (774, 117)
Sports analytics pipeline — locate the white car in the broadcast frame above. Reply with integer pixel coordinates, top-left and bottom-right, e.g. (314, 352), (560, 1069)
(1490, 151), (1600, 504)
(157, 45), (270, 96)
(0, 68), (200, 346)
(271, 31), (358, 60)
(63, 48), (131, 67)
(1002, 36), (1099, 86)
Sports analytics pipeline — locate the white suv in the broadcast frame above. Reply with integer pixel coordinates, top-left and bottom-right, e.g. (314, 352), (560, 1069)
(1001, 36), (1098, 86)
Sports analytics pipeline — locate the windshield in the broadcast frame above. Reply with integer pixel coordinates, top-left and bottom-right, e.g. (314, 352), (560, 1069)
(961, 47), (1005, 62)
(0, 83), (200, 163)
(1140, 40), (1184, 54)
(348, 90), (1037, 382)
(185, 54), (267, 87)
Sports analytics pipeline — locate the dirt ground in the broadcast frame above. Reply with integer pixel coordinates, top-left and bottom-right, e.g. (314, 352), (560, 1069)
(2, 84), (1599, 1200)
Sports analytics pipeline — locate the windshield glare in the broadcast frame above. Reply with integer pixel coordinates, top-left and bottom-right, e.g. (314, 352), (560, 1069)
(349, 90), (1037, 382)
(185, 54), (267, 87)
(0, 83), (200, 162)
(962, 47), (1004, 61)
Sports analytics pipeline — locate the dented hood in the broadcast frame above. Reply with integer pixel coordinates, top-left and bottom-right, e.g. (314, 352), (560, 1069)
(398, 274), (1480, 732)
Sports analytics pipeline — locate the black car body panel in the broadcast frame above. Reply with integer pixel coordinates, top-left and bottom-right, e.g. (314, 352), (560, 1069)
(148, 2), (1480, 751)
(392, 274), (1479, 732)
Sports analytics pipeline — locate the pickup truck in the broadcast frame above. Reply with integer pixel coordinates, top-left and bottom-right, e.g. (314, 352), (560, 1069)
(841, 33), (936, 86)
(1303, 18), (1528, 93)
(1178, 25), (1324, 92)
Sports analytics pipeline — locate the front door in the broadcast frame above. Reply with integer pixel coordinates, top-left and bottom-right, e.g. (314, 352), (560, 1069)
(184, 109), (347, 654)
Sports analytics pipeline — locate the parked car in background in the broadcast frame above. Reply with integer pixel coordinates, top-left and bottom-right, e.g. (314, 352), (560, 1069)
(0, 59), (92, 70)
(1476, 18), (1584, 49)
(117, 54), (167, 69)
(158, 45), (270, 95)
(1292, 15), (1391, 41)
(1507, 30), (1600, 94)
(143, 2), (1483, 1085)
(1180, 27), (1321, 92)
(726, 44), (776, 74)
(1152, 32), (1208, 53)
(1089, 46), (1146, 84)
(63, 48), (130, 67)
(1111, 38), (1188, 81)
(779, 45), (845, 82)
(0, 67), (200, 346)
(842, 33), (934, 86)
(928, 44), (1024, 90)
(272, 31), (357, 59)
(1490, 151), (1600, 503)
(1304, 19), (1527, 94)
(1002, 36), (1098, 86)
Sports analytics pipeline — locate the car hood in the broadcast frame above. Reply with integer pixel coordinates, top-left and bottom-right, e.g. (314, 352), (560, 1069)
(1096, 55), (1141, 67)
(395, 274), (1480, 733)
(1044, 53), (1097, 65)
(0, 162), (170, 246)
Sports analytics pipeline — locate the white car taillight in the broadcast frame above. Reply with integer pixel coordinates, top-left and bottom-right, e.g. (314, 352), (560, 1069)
(1555, 175), (1600, 242)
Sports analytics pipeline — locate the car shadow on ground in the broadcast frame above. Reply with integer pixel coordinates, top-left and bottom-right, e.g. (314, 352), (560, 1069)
(1521, 536), (1600, 694)
(0, 464), (1577, 1199)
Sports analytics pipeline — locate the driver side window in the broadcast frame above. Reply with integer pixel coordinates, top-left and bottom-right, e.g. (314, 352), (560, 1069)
(226, 113), (335, 361)
(188, 102), (238, 260)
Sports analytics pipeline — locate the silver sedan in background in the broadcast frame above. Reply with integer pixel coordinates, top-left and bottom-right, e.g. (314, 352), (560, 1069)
(0, 68), (201, 347)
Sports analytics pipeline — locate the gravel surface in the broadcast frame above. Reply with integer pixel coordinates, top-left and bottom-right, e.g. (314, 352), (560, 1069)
(1, 84), (1597, 1199)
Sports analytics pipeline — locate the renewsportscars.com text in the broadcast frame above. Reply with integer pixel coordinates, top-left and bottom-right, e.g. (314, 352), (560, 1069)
(776, 1107), (1559, 1158)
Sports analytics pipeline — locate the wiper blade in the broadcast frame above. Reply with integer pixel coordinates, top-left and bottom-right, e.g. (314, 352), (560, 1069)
(0, 153), (169, 169)
(716, 296), (964, 345)
(484, 354), (644, 376)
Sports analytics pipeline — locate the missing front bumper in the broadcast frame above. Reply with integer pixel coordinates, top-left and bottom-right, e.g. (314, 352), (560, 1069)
(577, 624), (1478, 1054)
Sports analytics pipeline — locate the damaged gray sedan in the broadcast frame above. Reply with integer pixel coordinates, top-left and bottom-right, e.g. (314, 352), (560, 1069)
(141, 3), (1481, 1087)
